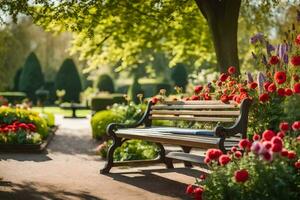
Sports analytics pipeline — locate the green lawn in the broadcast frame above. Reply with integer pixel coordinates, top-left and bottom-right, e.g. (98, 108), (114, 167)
(32, 106), (91, 117)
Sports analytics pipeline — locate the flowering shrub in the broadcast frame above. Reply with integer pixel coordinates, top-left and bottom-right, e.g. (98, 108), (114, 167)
(0, 107), (49, 144)
(186, 121), (300, 200)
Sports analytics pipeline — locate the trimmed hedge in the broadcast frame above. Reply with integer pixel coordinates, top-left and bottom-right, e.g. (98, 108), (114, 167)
(0, 92), (26, 104)
(171, 63), (188, 91)
(19, 52), (44, 101)
(91, 94), (125, 113)
(55, 59), (82, 102)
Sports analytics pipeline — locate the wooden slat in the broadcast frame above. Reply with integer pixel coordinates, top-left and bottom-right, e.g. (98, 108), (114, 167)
(152, 104), (239, 110)
(166, 152), (206, 165)
(163, 100), (238, 105)
(115, 130), (220, 149)
(150, 110), (240, 116)
(149, 115), (236, 122)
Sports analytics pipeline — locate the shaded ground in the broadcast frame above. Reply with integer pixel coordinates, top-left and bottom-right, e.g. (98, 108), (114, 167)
(0, 115), (201, 200)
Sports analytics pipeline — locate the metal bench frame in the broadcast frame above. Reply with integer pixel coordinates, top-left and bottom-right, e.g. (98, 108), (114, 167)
(100, 98), (251, 174)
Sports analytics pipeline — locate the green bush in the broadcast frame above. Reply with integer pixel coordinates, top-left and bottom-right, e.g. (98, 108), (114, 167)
(55, 59), (82, 102)
(91, 110), (123, 139)
(127, 77), (143, 103)
(13, 68), (22, 91)
(90, 93), (125, 113)
(97, 74), (115, 93)
(39, 112), (55, 127)
(0, 92), (26, 104)
(18, 52), (44, 101)
(0, 107), (49, 141)
(171, 63), (188, 91)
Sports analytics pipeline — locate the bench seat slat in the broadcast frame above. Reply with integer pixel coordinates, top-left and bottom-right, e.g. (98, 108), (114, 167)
(163, 100), (238, 105)
(150, 115), (236, 122)
(150, 110), (240, 116)
(152, 104), (239, 110)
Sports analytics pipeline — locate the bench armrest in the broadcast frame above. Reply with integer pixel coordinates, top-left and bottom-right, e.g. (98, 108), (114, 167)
(106, 101), (153, 136)
(214, 98), (252, 138)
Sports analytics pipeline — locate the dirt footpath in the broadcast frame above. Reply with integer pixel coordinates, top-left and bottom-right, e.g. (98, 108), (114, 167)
(0, 116), (200, 200)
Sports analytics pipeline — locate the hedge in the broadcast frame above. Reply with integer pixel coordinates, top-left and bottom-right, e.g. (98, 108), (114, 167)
(90, 94), (125, 113)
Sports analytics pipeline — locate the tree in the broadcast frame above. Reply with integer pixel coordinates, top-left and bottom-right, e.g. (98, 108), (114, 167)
(97, 74), (115, 93)
(55, 59), (82, 102)
(0, 0), (293, 74)
(19, 52), (44, 101)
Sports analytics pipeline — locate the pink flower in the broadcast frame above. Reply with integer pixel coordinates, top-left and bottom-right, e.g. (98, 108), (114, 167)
(235, 151), (243, 159)
(292, 121), (300, 131)
(262, 151), (273, 161)
(252, 134), (260, 141)
(228, 66), (236, 75)
(231, 146), (237, 152)
(277, 131), (285, 138)
(251, 142), (262, 154)
(239, 139), (250, 150)
(279, 122), (289, 131)
(263, 141), (272, 150)
(219, 155), (231, 166)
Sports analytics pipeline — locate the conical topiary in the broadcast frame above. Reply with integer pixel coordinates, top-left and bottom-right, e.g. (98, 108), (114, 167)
(97, 74), (115, 93)
(171, 63), (188, 92)
(13, 68), (22, 91)
(18, 52), (44, 101)
(55, 59), (82, 102)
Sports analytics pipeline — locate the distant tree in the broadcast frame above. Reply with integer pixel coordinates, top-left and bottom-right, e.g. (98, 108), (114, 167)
(128, 76), (143, 104)
(55, 59), (82, 102)
(19, 52), (44, 100)
(13, 68), (22, 91)
(97, 74), (115, 93)
(171, 63), (188, 92)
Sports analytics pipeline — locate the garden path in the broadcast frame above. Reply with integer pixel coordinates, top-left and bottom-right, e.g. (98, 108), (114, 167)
(0, 115), (200, 200)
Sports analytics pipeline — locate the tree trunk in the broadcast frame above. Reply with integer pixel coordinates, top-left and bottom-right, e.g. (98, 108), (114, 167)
(195, 0), (241, 74)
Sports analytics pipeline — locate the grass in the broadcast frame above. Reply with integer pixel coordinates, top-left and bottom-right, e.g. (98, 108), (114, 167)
(32, 106), (91, 117)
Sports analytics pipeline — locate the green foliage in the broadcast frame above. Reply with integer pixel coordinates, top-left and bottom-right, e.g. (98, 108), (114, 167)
(13, 68), (22, 91)
(171, 63), (188, 91)
(39, 112), (55, 127)
(55, 58), (82, 102)
(91, 110), (123, 139)
(90, 93), (126, 113)
(0, 107), (49, 139)
(97, 74), (114, 93)
(18, 52), (44, 101)
(127, 77), (144, 104)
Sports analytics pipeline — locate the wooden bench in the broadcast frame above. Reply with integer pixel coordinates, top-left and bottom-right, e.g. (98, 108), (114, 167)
(100, 99), (251, 174)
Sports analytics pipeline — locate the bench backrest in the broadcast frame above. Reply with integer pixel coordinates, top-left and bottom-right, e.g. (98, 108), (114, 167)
(141, 99), (251, 137)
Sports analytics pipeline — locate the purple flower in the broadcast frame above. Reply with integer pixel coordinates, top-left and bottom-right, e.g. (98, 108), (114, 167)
(250, 33), (264, 44)
(277, 43), (288, 60)
(266, 42), (275, 55)
(257, 72), (267, 94)
(283, 54), (289, 64)
(247, 72), (254, 83)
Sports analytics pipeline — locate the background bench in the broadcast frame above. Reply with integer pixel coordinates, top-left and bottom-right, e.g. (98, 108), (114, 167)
(100, 99), (251, 174)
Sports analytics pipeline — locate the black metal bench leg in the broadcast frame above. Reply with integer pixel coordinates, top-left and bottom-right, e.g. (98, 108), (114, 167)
(181, 146), (193, 168)
(100, 137), (122, 174)
(156, 143), (174, 169)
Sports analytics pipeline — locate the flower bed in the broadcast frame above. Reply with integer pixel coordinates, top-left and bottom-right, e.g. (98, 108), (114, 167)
(0, 107), (57, 152)
(186, 121), (300, 200)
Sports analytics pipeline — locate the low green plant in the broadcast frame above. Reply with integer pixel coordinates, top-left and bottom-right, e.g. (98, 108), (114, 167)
(97, 74), (115, 93)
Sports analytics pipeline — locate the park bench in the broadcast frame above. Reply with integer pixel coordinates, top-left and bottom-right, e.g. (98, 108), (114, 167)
(100, 98), (251, 174)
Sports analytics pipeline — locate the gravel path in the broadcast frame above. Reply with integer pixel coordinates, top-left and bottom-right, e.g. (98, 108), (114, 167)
(0, 115), (200, 200)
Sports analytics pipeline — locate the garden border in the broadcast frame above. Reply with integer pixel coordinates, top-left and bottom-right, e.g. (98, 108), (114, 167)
(0, 126), (58, 153)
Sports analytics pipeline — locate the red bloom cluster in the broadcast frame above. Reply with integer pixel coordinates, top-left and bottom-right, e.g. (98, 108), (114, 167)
(291, 55), (300, 66)
(186, 185), (204, 200)
(0, 121), (36, 134)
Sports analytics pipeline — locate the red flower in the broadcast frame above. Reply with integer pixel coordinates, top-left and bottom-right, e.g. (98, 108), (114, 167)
(291, 55), (300, 66)
(295, 34), (300, 45)
(262, 130), (275, 141)
(281, 149), (289, 157)
(264, 82), (271, 91)
(294, 83), (300, 93)
(186, 184), (194, 194)
(231, 146), (237, 152)
(292, 121), (300, 131)
(285, 88), (293, 96)
(204, 157), (211, 164)
(248, 82), (258, 89)
(279, 122), (289, 131)
(293, 75), (300, 82)
(262, 151), (273, 161)
(228, 66), (236, 75)
(287, 151), (297, 159)
(219, 73), (228, 82)
(191, 95), (200, 101)
(259, 93), (269, 102)
(263, 141), (272, 150)
(220, 94), (229, 103)
(219, 155), (231, 166)
(267, 83), (277, 93)
(277, 131), (285, 138)
(194, 85), (203, 94)
(252, 134), (260, 141)
(239, 139), (250, 150)
(295, 161), (300, 169)
(271, 143), (282, 153)
(19, 123), (29, 130)
(206, 149), (223, 160)
(27, 123), (36, 132)
(235, 151), (242, 159)
(151, 97), (159, 104)
(274, 71), (286, 84)
(204, 93), (211, 100)
(234, 169), (249, 183)
(199, 174), (206, 180)
(277, 88), (285, 97)
(193, 187), (204, 200)
(269, 56), (280, 65)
